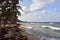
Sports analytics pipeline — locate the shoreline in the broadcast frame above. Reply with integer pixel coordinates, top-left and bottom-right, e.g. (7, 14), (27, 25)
(0, 24), (38, 40)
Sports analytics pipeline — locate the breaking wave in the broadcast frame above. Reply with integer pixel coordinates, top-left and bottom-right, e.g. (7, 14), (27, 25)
(41, 25), (60, 30)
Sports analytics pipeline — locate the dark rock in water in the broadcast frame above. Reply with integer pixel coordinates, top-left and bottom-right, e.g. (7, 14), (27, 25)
(0, 27), (27, 40)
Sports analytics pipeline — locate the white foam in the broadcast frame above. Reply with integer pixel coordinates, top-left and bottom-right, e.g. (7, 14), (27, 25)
(41, 25), (60, 30)
(25, 26), (33, 29)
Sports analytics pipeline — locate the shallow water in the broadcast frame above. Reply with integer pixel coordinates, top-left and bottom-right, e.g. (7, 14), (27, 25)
(18, 22), (60, 40)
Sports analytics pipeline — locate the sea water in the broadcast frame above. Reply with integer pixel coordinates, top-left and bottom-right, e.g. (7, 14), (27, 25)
(18, 22), (60, 40)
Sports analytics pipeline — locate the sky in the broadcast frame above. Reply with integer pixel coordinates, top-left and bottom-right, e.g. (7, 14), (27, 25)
(18, 0), (60, 22)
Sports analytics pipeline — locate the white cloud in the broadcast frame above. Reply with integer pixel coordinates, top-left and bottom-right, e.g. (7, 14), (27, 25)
(21, 0), (56, 14)
(41, 10), (47, 14)
(45, 0), (55, 3)
(29, 0), (56, 12)
(29, 0), (46, 11)
(19, 0), (57, 22)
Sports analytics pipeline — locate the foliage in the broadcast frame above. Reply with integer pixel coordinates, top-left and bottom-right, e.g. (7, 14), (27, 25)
(0, 0), (22, 26)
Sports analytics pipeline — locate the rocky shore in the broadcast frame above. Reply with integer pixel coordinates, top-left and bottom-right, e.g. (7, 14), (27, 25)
(0, 24), (37, 40)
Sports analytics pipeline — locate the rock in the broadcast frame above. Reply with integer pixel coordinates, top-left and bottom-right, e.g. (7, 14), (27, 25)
(0, 26), (37, 40)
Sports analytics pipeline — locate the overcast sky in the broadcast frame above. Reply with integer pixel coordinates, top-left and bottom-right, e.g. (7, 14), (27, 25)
(18, 0), (60, 22)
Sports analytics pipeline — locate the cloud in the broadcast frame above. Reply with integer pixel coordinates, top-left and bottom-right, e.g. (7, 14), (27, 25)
(29, 0), (56, 12)
(41, 10), (47, 14)
(21, 0), (56, 14)
(19, 0), (58, 22)
(29, 0), (46, 12)
(45, 0), (55, 3)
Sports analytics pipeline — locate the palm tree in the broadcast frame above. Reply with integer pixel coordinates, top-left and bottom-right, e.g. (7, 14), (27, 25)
(0, 0), (22, 27)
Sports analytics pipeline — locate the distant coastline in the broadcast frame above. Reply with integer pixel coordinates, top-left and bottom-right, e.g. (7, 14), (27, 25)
(17, 21), (60, 23)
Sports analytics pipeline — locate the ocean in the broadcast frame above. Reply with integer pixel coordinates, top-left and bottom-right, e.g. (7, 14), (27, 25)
(18, 22), (60, 40)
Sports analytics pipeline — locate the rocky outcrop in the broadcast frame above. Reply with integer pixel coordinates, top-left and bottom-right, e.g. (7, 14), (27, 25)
(0, 26), (37, 40)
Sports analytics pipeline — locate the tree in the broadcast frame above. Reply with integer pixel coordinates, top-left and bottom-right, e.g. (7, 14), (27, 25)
(0, 0), (28, 40)
(0, 0), (37, 40)
(0, 0), (22, 27)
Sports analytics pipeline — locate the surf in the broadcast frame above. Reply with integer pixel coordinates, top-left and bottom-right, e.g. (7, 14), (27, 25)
(41, 25), (60, 30)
